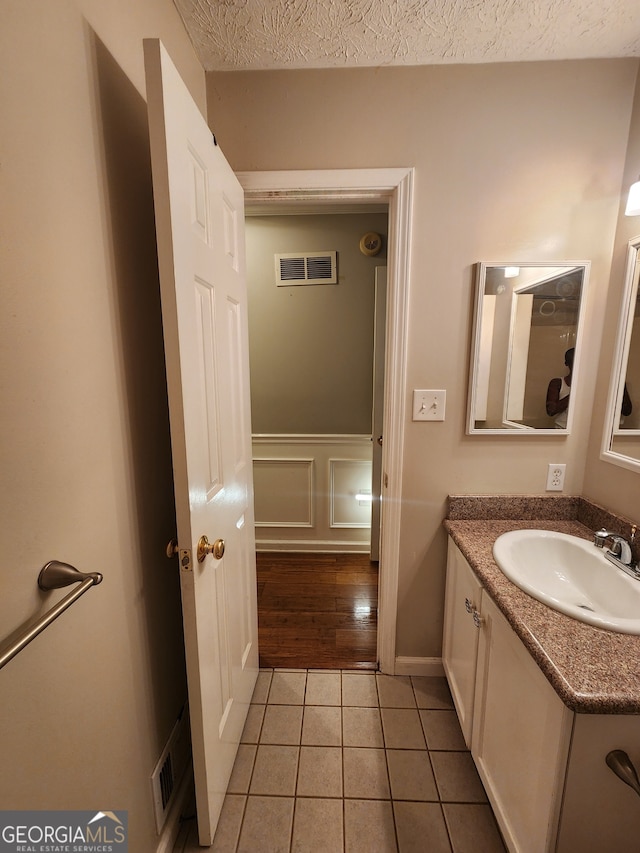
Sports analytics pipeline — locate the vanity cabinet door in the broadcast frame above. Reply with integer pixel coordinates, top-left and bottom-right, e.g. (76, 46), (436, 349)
(443, 539), (483, 747)
(472, 592), (572, 853)
(556, 714), (640, 852)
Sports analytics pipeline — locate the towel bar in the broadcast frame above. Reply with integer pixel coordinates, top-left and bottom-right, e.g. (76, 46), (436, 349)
(0, 561), (102, 670)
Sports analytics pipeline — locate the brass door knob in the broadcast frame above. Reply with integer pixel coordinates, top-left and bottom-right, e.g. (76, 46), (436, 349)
(197, 535), (225, 563)
(166, 539), (178, 558)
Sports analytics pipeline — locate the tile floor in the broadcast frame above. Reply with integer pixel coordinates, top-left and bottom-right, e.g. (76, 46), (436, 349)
(174, 670), (507, 852)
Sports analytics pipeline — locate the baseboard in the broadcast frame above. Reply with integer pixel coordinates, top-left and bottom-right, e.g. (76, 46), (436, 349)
(393, 656), (445, 677)
(256, 539), (370, 554)
(155, 762), (194, 853)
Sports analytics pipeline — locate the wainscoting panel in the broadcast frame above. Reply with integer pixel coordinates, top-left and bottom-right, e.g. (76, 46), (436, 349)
(330, 459), (373, 528)
(253, 458), (314, 527)
(252, 435), (373, 553)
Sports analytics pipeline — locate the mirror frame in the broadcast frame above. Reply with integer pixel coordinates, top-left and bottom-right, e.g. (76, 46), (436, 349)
(467, 261), (591, 435)
(601, 236), (640, 473)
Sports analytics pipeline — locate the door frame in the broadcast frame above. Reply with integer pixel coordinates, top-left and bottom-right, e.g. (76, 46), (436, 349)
(370, 265), (387, 563)
(238, 168), (413, 674)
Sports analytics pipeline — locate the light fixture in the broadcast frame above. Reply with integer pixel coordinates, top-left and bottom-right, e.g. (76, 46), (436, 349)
(504, 266), (520, 278)
(625, 177), (640, 216)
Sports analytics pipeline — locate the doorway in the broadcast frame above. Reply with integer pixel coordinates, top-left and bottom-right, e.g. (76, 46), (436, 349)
(245, 207), (385, 669)
(239, 168), (414, 675)
(246, 207), (387, 548)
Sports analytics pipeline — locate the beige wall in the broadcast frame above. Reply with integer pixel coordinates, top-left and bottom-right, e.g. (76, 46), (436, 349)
(208, 60), (639, 658)
(3, 3), (640, 830)
(246, 212), (387, 433)
(0, 2), (204, 849)
(585, 68), (640, 510)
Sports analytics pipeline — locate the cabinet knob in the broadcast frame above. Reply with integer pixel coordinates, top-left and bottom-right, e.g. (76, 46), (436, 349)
(465, 597), (473, 614)
(606, 750), (640, 797)
(473, 610), (484, 629)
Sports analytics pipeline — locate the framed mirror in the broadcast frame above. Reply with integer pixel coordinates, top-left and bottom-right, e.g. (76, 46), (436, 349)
(601, 237), (640, 472)
(467, 261), (590, 435)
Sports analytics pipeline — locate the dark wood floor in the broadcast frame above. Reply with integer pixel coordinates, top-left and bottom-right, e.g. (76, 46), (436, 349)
(256, 552), (378, 670)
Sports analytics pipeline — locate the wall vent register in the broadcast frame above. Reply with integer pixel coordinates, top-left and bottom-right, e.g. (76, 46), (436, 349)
(275, 251), (337, 286)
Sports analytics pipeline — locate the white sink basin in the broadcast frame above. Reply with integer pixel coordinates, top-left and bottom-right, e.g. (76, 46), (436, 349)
(492, 529), (640, 634)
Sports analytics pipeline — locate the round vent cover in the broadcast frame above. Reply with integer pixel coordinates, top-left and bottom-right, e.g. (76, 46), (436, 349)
(359, 232), (382, 256)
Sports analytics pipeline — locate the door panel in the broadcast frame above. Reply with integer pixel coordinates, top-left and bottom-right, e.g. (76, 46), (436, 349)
(144, 39), (258, 844)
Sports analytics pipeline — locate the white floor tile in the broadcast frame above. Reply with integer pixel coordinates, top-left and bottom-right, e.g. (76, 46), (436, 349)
(394, 801), (451, 853)
(342, 706), (384, 747)
(237, 796), (294, 853)
(381, 708), (427, 749)
(376, 674), (416, 708)
(227, 744), (256, 794)
(386, 749), (438, 801)
(301, 705), (342, 745)
(342, 672), (378, 707)
(268, 671), (307, 704)
(241, 704), (265, 743)
(250, 744), (299, 796)
(344, 799), (397, 852)
(305, 671), (342, 705)
(291, 797), (344, 852)
(212, 795), (246, 852)
(296, 745), (343, 797)
(260, 704), (304, 744)
(343, 747), (390, 799)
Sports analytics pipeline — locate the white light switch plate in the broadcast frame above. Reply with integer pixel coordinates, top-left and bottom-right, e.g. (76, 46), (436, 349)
(413, 389), (446, 421)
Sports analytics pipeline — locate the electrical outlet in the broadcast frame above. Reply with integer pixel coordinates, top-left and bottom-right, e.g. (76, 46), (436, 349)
(546, 463), (566, 491)
(413, 389), (446, 421)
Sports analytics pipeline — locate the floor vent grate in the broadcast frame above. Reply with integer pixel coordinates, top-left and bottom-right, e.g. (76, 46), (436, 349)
(151, 704), (191, 834)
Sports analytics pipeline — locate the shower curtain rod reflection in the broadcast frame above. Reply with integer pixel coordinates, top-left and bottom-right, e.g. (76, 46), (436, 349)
(0, 561), (103, 670)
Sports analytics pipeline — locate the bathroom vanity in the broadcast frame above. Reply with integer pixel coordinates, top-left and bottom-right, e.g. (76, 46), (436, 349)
(443, 498), (640, 853)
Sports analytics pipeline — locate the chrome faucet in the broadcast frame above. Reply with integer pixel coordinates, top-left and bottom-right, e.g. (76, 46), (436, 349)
(594, 526), (639, 578)
(594, 529), (633, 564)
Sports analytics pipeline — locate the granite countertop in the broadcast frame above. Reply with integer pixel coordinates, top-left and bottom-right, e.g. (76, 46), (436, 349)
(444, 497), (640, 715)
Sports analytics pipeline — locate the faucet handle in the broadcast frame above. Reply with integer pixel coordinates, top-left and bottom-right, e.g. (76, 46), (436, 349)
(594, 528), (613, 548)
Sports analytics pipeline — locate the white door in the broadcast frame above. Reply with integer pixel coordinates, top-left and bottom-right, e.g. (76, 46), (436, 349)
(144, 40), (259, 845)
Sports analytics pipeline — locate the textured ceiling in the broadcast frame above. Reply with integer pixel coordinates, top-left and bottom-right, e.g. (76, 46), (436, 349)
(173, 0), (640, 72)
